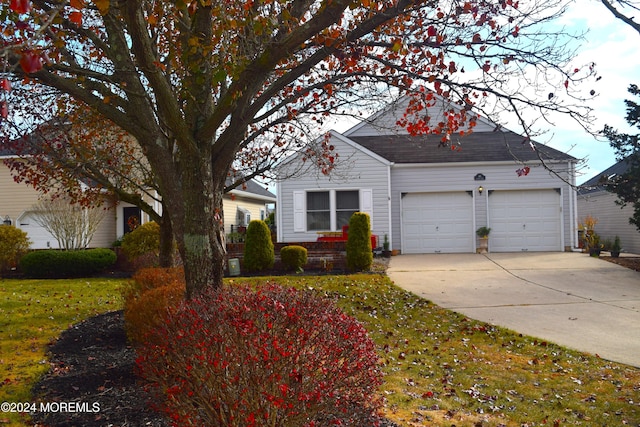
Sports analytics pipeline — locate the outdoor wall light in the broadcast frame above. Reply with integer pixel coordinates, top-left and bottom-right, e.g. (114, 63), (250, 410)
(478, 186), (484, 194)
(3, 216), (11, 226)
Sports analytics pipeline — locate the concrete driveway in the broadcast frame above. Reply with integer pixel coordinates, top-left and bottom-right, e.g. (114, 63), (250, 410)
(387, 252), (640, 367)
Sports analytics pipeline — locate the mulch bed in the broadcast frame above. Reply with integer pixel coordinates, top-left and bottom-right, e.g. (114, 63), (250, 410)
(31, 311), (169, 427)
(600, 255), (640, 272)
(31, 309), (398, 427)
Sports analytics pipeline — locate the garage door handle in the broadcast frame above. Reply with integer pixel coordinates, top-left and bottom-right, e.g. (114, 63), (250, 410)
(523, 224), (526, 229)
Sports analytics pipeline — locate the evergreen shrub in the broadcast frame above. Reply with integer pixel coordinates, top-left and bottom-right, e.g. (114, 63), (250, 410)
(20, 248), (116, 278)
(0, 225), (31, 275)
(346, 212), (373, 271)
(280, 245), (308, 272)
(243, 220), (275, 272)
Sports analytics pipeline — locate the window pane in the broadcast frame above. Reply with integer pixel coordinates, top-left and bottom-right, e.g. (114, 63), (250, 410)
(307, 211), (330, 230)
(336, 191), (359, 210)
(307, 192), (330, 210)
(336, 210), (357, 228)
(307, 191), (330, 231)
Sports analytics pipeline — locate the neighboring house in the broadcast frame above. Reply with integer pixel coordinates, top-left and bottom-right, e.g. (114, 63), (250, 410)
(277, 97), (579, 254)
(1, 149), (276, 249)
(577, 158), (640, 254)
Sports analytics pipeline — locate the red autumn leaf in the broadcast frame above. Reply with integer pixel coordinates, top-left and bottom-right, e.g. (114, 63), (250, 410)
(0, 102), (8, 119)
(70, 11), (83, 25)
(0, 78), (11, 92)
(564, 79), (569, 89)
(19, 51), (43, 74)
(70, 0), (85, 9)
(9, 0), (31, 14)
(427, 25), (437, 37)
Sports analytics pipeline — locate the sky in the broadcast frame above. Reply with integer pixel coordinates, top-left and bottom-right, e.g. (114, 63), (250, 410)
(326, 0), (640, 186)
(548, 0), (640, 184)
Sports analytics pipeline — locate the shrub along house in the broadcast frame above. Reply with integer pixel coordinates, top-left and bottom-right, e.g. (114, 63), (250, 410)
(276, 97), (580, 254)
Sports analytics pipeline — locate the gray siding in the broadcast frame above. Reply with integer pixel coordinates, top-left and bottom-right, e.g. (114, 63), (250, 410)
(277, 134), (391, 243)
(578, 191), (640, 254)
(345, 96), (497, 137)
(390, 162), (577, 252)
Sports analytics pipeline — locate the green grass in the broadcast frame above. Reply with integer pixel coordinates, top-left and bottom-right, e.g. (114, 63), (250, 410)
(2, 274), (639, 426)
(239, 275), (640, 427)
(0, 278), (122, 426)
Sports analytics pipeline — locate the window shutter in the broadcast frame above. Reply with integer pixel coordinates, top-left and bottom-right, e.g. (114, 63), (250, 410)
(293, 191), (305, 232)
(360, 189), (373, 222)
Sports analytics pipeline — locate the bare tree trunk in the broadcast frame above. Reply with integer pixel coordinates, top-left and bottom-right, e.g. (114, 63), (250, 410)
(158, 213), (175, 268)
(159, 149), (227, 298)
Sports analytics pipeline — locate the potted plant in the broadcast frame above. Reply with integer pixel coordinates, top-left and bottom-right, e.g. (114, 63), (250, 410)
(476, 226), (491, 254)
(611, 235), (622, 258)
(382, 234), (391, 258)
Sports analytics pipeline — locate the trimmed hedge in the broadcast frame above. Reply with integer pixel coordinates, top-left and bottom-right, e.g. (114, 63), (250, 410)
(20, 249), (117, 278)
(280, 245), (308, 271)
(243, 220), (275, 272)
(346, 212), (373, 271)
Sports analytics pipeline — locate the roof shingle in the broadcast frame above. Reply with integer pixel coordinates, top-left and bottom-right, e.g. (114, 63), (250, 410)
(349, 131), (575, 164)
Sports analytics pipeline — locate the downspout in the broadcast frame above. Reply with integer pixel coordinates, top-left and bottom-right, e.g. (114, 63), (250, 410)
(570, 160), (578, 250)
(276, 180), (283, 243)
(387, 162), (394, 250)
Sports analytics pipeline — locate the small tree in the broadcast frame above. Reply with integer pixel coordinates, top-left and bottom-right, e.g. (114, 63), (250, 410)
(0, 225), (31, 275)
(32, 197), (107, 250)
(346, 212), (373, 271)
(243, 220), (275, 272)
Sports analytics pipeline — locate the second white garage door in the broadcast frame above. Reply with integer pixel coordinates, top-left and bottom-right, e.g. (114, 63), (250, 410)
(401, 192), (474, 254)
(488, 189), (561, 252)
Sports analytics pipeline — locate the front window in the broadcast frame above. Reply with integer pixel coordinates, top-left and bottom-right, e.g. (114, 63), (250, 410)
(306, 190), (360, 231)
(336, 190), (359, 229)
(307, 192), (330, 230)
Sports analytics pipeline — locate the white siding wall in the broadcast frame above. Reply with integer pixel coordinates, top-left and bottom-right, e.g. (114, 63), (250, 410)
(390, 162), (576, 252)
(578, 191), (640, 254)
(278, 134), (391, 243)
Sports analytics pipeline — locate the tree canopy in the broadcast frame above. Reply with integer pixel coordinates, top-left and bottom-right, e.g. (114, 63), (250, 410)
(601, 84), (640, 231)
(1, 0), (598, 296)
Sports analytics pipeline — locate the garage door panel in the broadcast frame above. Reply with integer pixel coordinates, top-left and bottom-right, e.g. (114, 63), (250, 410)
(402, 192), (473, 254)
(489, 190), (561, 252)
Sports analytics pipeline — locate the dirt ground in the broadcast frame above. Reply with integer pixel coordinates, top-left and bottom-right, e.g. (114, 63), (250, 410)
(600, 255), (640, 272)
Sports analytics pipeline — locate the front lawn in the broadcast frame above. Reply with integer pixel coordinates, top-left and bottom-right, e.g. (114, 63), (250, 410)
(1, 274), (639, 426)
(0, 278), (122, 425)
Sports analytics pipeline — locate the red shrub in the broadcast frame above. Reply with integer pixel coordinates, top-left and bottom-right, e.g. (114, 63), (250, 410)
(136, 282), (383, 427)
(123, 267), (185, 344)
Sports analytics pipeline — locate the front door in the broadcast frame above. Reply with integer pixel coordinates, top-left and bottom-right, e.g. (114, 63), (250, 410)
(123, 206), (142, 234)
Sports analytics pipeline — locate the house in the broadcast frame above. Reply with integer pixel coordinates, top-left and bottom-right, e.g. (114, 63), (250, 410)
(1, 148), (276, 249)
(577, 158), (640, 254)
(276, 97), (579, 254)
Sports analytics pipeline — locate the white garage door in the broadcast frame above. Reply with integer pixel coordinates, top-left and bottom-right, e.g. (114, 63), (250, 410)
(401, 192), (474, 254)
(488, 189), (561, 252)
(18, 212), (60, 249)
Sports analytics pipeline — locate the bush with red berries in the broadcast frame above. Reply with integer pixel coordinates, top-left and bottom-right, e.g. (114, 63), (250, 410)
(136, 282), (383, 427)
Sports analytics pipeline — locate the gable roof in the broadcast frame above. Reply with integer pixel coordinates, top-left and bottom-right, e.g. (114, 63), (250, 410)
(578, 157), (631, 195)
(349, 131), (576, 164)
(229, 179), (276, 202)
